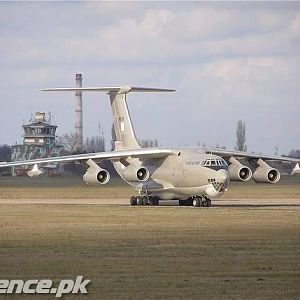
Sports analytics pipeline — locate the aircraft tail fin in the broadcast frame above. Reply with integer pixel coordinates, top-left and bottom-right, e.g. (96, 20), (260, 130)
(43, 85), (175, 150)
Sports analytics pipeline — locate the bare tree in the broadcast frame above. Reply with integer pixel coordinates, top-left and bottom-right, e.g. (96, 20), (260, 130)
(0, 145), (11, 174)
(139, 139), (158, 148)
(84, 123), (105, 153)
(289, 149), (300, 159)
(0, 144), (11, 161)
(58, 123), (106, 154)
(56, 132), (82, 154)
(235, 120), (247, 152)
(85, 136), (105, 153)
(215, 144), (226, 149)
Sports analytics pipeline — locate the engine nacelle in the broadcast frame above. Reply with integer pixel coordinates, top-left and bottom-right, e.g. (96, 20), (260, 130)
(252, 159), (280, 184)
(83, 168), (110, 185)
(27, 164), (43, 177)
(228, 157), (252, 182)
(83, 159), (110, 185)
(291, 163), (300, 176)
(122, 165), (150, 182)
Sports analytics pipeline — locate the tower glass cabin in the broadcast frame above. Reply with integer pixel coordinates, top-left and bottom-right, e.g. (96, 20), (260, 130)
(22, 112), (57, 146)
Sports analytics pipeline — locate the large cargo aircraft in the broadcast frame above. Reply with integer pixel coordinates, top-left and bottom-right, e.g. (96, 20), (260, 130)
(1, 86), (299, 207)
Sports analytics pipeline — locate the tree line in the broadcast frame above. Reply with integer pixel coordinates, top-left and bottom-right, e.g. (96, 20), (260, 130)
(1, 120), (299, 164)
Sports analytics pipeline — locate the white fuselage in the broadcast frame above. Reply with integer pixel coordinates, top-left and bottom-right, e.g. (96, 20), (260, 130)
(113, 149), (230, 200)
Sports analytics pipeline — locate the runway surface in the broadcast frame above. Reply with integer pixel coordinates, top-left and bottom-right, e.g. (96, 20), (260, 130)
(0, 198), (299, 208)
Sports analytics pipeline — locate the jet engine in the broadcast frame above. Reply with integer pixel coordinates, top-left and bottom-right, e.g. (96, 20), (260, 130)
(122, 165), (150, 182)
(228, 157), (252, 182)
(83, 168), (110, 185)
(83, 159), (110, 185)
(252, 159), (280, 184)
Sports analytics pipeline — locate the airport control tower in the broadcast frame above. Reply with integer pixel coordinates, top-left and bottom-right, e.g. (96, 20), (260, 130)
(11, 112), (64, 176)
(22, 112), (57, 146)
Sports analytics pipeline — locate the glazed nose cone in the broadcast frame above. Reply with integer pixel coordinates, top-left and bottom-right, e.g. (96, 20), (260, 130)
(216, 169), (229, 183)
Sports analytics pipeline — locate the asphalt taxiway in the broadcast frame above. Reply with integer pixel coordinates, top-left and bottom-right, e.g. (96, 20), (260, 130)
(0, 198), (299, 208)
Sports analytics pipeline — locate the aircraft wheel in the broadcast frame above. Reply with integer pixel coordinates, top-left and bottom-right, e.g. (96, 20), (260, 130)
(206, 199), (211, 207)
(142, 196), (148, 206)
(199, 197), (203, 207)
(149, 197), (154, 206)
(136, 196), (143, 206)
(153, 197), (159, 206)
(186, 198), (193, 206)
(179, 200), (184, 206)
(130, 196), (137, 206)
(192, 197), (201, 207)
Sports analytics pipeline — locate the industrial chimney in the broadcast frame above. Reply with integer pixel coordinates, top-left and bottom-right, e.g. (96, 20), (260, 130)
(75, 73), (83, 151)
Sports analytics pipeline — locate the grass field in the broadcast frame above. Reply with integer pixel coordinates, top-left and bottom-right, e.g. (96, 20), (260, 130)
(0, 176), (299, 299)
(0, 204), (299, 299)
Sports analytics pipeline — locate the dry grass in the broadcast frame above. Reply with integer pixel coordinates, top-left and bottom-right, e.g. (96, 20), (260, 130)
(0, 203), (299, 299)
(0, 176), (134, 199)
(222, 176), (300, 199)
(0, 174), (299, 298)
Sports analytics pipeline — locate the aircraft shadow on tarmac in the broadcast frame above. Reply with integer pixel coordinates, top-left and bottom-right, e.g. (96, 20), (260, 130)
(212, 204), (300, 208)
(153, 200), (300, 208)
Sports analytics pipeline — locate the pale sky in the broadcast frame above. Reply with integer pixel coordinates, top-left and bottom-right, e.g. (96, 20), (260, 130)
(0, 1), (299, 155)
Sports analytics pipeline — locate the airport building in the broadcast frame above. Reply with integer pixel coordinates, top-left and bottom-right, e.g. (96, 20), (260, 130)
(11, 112), (64, 176)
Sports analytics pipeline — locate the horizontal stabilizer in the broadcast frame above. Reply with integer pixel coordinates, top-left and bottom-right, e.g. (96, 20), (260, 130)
(42, 86), (175, 94)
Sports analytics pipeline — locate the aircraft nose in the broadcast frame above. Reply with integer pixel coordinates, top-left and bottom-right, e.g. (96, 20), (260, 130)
(206, 169), (230, 197)
(216, 169), (229, 183)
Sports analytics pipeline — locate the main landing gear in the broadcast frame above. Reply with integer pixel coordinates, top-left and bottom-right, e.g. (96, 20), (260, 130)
(179, 196), (211, 208)
(130, 195), (160, 206)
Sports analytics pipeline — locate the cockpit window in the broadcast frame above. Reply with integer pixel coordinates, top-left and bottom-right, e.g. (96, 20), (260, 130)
(201, 158), (227, 167)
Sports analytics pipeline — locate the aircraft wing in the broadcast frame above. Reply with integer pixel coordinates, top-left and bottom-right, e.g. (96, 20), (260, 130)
(204, 147), (300, 175)
(0, 148), (174, 168)
(204, 148), (299, 163)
